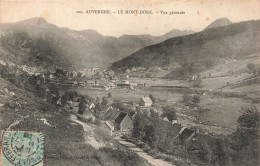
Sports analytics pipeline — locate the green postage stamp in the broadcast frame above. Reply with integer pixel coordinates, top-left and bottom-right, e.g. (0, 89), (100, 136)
(1, 131), (44, 166)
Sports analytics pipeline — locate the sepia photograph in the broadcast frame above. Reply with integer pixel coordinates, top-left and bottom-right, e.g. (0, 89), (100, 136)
(0, 0), (259, 165)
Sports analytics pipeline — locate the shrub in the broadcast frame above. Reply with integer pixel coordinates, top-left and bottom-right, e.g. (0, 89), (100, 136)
(164, 156), (176, 163)
(175, 160), (190, 166)
(94, 119), (101, 126)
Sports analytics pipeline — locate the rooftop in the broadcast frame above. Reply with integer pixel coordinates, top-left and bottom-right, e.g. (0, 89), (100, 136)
(140, 96), (153, 103)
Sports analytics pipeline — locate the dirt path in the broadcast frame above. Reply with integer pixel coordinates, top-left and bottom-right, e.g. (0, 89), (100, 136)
(115, 137), (174, 166)
(70, 115), (105, 149)
(70, 115), (92, 132)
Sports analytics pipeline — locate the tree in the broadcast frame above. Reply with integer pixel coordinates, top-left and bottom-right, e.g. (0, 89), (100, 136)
(133, 112), (168, 148)
(108, 93), (112, 98)
(96, 97), (100, 104)
(213, 138), (229, 165)
(133, 113), (151, 140)
(35, 84), (47, 98)
(247, 63), (256, 75)
(77, 72), (82, 77)
(161, 106), (178, 122)
(183, 94), (200, 105)
(196, 141), (212, 164)
(78, 100), (87, 115)
(193, 95), (200, 104)
(150, 109), (159, 119)
(101, 97), (109, 107)
(149, 94), (155, 104)
(61, 91), (71, 106)
(47, 83), (60, 97)
(112, 100), (125, 111)
(54, 68), (66, 77)
(232, 107), (259, 149)
(231, 107), (259, 164)
(94, 103), (102, 118)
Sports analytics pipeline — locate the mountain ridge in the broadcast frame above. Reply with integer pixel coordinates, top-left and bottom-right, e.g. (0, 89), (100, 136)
(0, 17), (194, 68)
(111, 20), (260, 79)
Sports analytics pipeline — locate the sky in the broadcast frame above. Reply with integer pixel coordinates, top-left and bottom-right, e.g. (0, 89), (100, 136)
(0, 0), (260, 37)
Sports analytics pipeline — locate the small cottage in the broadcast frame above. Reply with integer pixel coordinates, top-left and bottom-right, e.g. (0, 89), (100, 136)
(140, 96), (153, 107)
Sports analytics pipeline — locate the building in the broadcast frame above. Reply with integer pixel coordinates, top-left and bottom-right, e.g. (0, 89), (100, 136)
(86, 80), (99, 86)
(101, 121), (115, 136)
(72, 101), (80, 113)
(89, 103), (95, 110)
(79, 81), (86, 87)
(91, 85), (110, 91)
(103, 109), (133, 134)
(114, 112), (133, 132)
(107, 83), (116, 89)
(140, 96), (153, 107)
(103, 109), (120, 120)
(102, 105), (113, 114)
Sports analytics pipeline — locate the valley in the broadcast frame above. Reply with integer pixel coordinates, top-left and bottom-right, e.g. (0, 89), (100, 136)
(0, 16), (259, 166)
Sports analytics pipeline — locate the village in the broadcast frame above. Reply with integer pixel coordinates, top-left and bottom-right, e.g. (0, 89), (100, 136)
(1, 54), (259, 165)
(25, 65), (238, 165)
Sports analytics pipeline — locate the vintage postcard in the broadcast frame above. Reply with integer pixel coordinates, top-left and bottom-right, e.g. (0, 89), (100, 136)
(0, 0), (259, 165)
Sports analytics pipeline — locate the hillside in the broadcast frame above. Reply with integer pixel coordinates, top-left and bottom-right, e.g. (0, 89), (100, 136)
(111, 20), (260, 79)
(0, 17), (193, 68)
(62, 27), (194, 65)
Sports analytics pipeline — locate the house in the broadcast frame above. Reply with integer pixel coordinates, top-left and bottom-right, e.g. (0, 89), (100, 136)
(102, 105), (113, 114)
(122, 80), (129, 84)
(56, 97), (62, 106)
(73, 97), (81, 102)
(72, 102), (80, 113)
(117, 83), (131, 88)
(89, 102), (95, 110)
(173, 127), (196, 144)
(49, 74), (54, 79)
(73, 107), (79, 113)
(114, 112), (133, 132)
(79, 81), (86, 87)
(91, 85), (110, 91)
(103, 85), (110, 91)
(103, 109), (120, 120)
(108, 70), (115, 76)
(101, 121), (115, 136)
(140, 96), (153, 107)
(107, 83), (116, 89)
(86, 80), (99, 86)
(63, 80), (78, 87)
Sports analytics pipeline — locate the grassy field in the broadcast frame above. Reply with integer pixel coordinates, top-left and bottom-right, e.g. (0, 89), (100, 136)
(199, 95), (257, 130)
(199, 73), (251, 90)
(199, 53), (260, 90)
(75, 54), (260, 134)
(128, 77), (190, 87)
(76, 87), (183, 106)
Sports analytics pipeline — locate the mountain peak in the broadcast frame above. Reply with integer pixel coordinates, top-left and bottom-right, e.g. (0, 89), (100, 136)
(205, 17), (232, 30)
(17, 17), (48, 26)
(80, 29), (103, 36)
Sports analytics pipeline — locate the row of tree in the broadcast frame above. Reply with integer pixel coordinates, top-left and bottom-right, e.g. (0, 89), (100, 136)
(132, 106), (259, 165)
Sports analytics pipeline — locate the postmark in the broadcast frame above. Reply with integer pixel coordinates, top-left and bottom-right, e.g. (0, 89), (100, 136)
(1, 131), (44, 166)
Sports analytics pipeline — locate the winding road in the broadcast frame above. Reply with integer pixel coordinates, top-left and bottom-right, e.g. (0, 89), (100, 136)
(115, 137), (175, 166)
